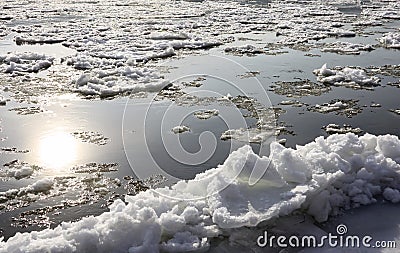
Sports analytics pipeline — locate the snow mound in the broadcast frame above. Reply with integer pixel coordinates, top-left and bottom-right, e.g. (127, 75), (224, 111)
(378, 32), (400, 49)
(313, 63), (380, 86)
(3, 133), (400, 252)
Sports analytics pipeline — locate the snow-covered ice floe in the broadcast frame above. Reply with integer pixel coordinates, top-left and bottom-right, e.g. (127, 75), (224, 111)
(323, 123), (362, 134)
(220, 128), (275, 144)
(3, 133), (400, 252)
(0, 178), (54, 201)
(224, 44), (264, 55)
(378, 32), (400, 49)
(313, 63), (380, 86)
(321, 41), (374, 55)
(172, 125), (190, 134)
(0, 160), (38, 180)
(193, 109), (219, 120)
(0, 52), (54, 73)
(73, 67), (168, 97)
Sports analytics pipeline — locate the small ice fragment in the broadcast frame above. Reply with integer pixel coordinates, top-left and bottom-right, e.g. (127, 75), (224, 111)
(172, 125), (190, 134)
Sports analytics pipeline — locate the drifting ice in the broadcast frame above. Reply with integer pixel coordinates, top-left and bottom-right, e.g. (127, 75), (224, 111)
(2, 133), (400, 252)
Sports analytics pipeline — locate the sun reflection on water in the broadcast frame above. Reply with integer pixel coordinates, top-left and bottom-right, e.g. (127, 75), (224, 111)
(39, 131), (77, 171)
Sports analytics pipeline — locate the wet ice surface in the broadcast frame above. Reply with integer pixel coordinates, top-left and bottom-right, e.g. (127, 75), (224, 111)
(0, 0), (400, 251)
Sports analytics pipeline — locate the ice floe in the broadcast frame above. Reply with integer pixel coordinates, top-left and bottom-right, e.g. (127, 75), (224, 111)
(309, 99), (362, 117)
(172, 125), (190, 134)
(0, 0), (398, 100)
(193, 109), (219, 120)
(2, 133), (400, 252)
(71, 131), (109, 145)
(313, 63), (380, 87)
(378, 32), (400, 49)
(0, 178), (54, 200)
(224, 44), (264, 56)
(1, 160), (39, 180)
(8, 106), (45, 115)
(271, 79), (331, 97)
(323, 123), (363, 134)
(321, 41), (374, 55)
(278, 99), (306, 107)
(14, 35), (67, 45)
(0, 52), (54, 73)
(72, 68), (168, 98)
(220, 128), (275, 144)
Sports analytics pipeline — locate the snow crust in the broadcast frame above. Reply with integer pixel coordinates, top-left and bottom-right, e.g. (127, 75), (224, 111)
(2, 133), (400, 252)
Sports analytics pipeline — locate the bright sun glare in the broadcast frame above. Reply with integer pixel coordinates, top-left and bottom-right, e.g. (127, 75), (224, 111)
(39, 131), (77, 170)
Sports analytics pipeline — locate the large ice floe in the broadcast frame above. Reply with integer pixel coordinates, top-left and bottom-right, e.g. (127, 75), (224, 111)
(73, 67), (168, 97)
(2, 133), (400, 252)
(313, 63), (380, 87)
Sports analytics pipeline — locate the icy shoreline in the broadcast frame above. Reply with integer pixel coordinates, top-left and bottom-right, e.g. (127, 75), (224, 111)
(2, 133), (400, 252)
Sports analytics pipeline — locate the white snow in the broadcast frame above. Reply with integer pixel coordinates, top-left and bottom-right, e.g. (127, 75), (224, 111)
(2, 133), (400, 251)
(378, 32), (400, 49)
(172, 125), (190, 134)
(313, 63), (380, 86)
